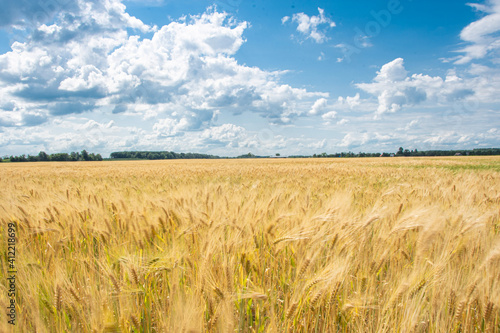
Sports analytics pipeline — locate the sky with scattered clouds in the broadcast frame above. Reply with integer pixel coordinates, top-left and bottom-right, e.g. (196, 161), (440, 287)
(0, 0), (499, 157)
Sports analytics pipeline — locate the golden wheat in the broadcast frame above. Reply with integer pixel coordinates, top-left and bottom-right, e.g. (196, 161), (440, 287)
(0, 157), (499, 332)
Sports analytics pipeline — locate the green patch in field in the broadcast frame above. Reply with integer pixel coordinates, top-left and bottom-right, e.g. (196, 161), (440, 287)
(439, 163), (500, 172)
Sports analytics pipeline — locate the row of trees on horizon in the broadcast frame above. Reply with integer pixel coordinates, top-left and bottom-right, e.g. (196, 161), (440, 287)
(1, 150), (103, 162)
(109, 151), (220, 160)
(304, 147), (500, 158)
(2, 147), (500, 162)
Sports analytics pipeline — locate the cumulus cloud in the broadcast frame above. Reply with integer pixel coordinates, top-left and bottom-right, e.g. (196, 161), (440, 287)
(201, 123), (246, 146)
(307, 139), (327, 150)
(309, 98), (328, 115)
(455, 0), (500, 64)
(0, 0), (78, 29)
(153, 118), (190, 137)
(309, 93), (362, 119)
(1, 0), (152, 39)
(336, 93), (361, 110)
(0, 2), (327, 146)
(355, 58), (495, 118)
(397, 119), (419, 131)
(339, 132), (371, 148)
(78, 119), (114, 131)
(284, 8), (336, 43)
(374, 58), (408, 82)
(335, 130), (425, 151)
(1, 1), (498, 156)
(321, 111), (337, 125)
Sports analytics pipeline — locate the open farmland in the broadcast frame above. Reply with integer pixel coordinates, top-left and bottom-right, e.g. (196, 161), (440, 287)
(1, 157), (500, 332)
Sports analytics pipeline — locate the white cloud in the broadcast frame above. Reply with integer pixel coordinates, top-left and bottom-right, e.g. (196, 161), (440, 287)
(284, 8), (336, 43)
(78, 119), (114, 131)
(336, 93), (361, 110)
(355, 58), (490, 118)
(0, 0), (337, 157)
(0, 1), (499, 156)
(339, 132), (371, 148)
(396, 119), (419, 131)
(321, 111), (337, 125)
(422, 129), (500, 147)
(0, 3), (328, 149)
(309, 98), (328, 115)
(455, 0), (500, 64)
(59, 65), (106, 91)
(374, 58), (408, 82)
(307, 139), (327, 150)
(201, 123), (246, 146)
(153, 118), (190, 137)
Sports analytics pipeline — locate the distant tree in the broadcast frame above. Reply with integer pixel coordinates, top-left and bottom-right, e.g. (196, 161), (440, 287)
(276, 153), (280, 157)
(397, 147), (404, 156)
(81, 150), (90, 161)
(236, 152), (255, 158)
(50, 153), (68, 161)
(38, 151), (49, 161)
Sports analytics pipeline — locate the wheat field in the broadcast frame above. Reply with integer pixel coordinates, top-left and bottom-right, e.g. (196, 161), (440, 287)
(0, 157), (499, 332)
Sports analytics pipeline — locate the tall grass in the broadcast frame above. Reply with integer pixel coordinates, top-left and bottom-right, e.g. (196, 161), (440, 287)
(0, 157), (499, 332)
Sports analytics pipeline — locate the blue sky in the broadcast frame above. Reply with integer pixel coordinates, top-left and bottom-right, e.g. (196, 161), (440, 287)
(0, 0), (499, 157)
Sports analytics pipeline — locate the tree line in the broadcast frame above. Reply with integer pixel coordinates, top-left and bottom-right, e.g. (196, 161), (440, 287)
(2, 150), (103, 162)
(110, 151), (220, 160)
(392, 147), (500, 156)
(111, 148), (500, 160)
(296, 147), (500, 158)
(2, 147), (499, 162)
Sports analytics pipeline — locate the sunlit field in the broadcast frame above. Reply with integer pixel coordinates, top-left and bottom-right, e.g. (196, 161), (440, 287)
(1, 157), (499, 332)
